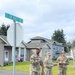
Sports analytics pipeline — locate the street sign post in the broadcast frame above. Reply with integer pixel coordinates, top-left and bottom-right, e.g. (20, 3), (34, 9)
(5, 13), (23, 23)
(5, 13), (23, 75)
(7, 23), (24, 47)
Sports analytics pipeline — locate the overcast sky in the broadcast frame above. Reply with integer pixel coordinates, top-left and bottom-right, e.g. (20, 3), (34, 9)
(0, 0), (75, 42)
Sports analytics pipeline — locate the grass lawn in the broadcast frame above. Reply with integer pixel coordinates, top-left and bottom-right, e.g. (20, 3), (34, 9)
(0, 62), (30, 72)
(0, 60), (75, 75)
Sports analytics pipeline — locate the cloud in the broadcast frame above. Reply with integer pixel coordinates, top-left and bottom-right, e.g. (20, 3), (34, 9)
(0, 15), (12, 25)
(0, 0), (75, 42)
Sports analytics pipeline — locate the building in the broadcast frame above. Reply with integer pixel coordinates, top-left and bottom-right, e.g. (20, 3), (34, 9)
(0, 35), (64, 66)
(0, 35), (26, 66)
(26, 36), (64, 61)
(70, 47), (75, 58)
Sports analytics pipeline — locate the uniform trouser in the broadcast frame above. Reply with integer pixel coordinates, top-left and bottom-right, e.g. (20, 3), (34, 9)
(30, 71), (40, 75)
(44, 69), (52, 75)
(58, 68), (67, 75)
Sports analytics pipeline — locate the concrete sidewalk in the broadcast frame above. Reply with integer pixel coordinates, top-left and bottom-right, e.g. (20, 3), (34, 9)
(0, 70), (29, 75)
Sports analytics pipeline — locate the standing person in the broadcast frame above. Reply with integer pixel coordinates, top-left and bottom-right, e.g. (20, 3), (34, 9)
(30, 48), (44, 75)
(56, 51), (69, 75)
(44, 52), (56, 75)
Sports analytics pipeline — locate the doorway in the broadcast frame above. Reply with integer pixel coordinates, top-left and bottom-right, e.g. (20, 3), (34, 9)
(4, 50), (9, 62)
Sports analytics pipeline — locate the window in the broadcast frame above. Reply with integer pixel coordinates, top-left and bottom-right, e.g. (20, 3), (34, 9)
(31, 40), (41, 43)
(41, 40), (46, 43)
(31, 39), (46, 43)
(21, 49), (24, 57)
(53, 48), (55, 50)
(15, 51), (18, 58)
(5, 51), (9, 62)
(6, 52), (8, 58)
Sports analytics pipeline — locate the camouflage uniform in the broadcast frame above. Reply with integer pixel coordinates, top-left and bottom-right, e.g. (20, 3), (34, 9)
(30, 54), (42, 75)
(44, 52), (53, 75)
(56, 56), (69, 75)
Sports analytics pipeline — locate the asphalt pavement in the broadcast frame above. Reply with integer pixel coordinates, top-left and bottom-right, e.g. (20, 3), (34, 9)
(0, 70), (29, 75)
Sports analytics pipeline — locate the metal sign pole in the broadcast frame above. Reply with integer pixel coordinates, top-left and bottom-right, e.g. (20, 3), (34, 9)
(13, 20), (16, 75)
(5, 13), (23, 75)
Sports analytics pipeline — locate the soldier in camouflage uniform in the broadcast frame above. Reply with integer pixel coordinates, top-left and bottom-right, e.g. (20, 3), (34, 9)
(56, 51), (69, 75)
(30, 48), (44, 75)
(44, 52), (55, 75)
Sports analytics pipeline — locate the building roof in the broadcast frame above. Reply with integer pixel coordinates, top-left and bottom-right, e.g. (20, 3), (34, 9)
(21, 40), (27, 47)
(26, 43), (50, 49)
(31, 36), (47, 40)
(0, 35), (10, 45)
(31, 36), (63, 46)
(0, 35), (26, 47)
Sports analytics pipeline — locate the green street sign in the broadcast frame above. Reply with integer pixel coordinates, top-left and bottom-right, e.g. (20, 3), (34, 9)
(5, 13), (23, 23)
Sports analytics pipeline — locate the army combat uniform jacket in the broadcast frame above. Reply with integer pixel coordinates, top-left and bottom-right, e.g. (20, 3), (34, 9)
(44, 58), (53, 75)
(30, 54), (42, 75)
(56, 56), (69, 69)
(56, 56), (69, 75)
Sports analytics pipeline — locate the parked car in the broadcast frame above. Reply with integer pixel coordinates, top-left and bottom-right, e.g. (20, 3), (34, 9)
(17, 57), (23, 62)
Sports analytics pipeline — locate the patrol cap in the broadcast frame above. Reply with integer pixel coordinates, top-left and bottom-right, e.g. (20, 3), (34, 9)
(46, 52), (51, 55)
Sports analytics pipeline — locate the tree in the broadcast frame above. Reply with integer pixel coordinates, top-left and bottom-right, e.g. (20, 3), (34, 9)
(51, 29), (68, 52)
(51, 29), (66, 44)
(0, 23), (10, 36)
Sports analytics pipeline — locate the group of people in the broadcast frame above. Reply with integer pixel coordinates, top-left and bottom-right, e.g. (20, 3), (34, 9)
(30, 48), (69, 75)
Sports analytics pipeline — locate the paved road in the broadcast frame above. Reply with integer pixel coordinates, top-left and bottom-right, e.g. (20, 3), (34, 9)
(0, 70), (29, 75)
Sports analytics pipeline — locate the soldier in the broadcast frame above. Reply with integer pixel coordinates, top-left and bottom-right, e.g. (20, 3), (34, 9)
(44, 52), (56, 75)
(30, 48), (44, 75)
(56, 51), (69, 75)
